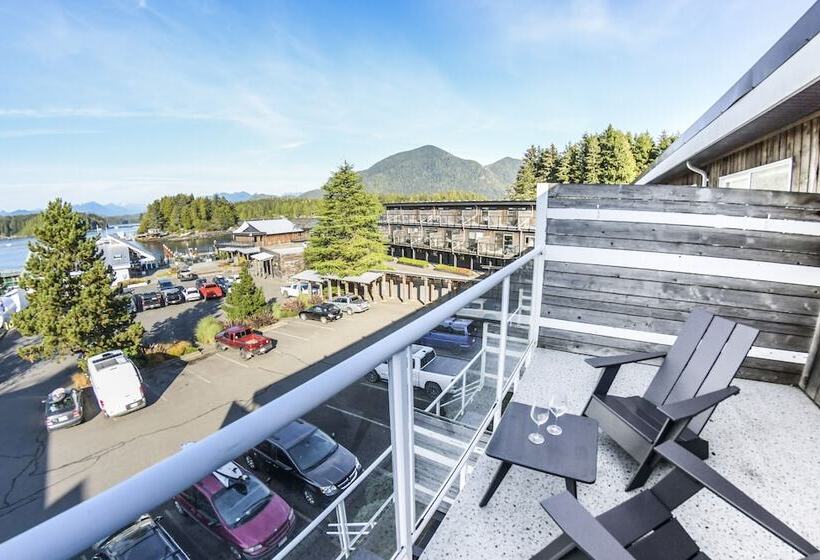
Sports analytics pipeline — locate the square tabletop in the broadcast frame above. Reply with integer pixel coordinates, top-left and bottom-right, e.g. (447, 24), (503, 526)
(485, 402), (599, 484)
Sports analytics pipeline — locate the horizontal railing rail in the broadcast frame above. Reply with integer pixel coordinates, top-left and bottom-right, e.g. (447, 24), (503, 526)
(0, 246), (541, 560)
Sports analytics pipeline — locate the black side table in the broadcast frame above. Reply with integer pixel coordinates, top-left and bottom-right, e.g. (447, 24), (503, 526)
(479, 402), (598, 507)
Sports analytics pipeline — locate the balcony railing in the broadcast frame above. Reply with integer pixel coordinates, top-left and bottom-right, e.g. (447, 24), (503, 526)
(0, 191), (548, 560)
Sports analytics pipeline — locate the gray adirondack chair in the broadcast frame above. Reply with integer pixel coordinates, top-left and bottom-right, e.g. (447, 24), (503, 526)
(583, 308), (759, 490)
(532, 441), (819, 560)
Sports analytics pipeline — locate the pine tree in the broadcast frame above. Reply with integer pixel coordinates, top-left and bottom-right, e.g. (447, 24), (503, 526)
(14, 200), (144, 368)
(224, 265), (267, 321)
(652, 130), (678, 160)
(630, 131), (656, 174)
(580, 134), (602, 183)
(535, 144), (558, 183)
(305, 162), (387, 276)
(598, 125), (639, 183)
(508, 160), (537, 199)
(554, 145), (573, 184)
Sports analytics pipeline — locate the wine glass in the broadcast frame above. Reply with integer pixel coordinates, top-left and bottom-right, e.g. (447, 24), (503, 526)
(528, 404), (549, 445)
(547, 395), (568, 436)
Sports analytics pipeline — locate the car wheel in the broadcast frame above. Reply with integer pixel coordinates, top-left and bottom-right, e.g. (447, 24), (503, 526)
(299, 313), (307, 321)
(219, 344), (228, 351)
(173, 500), (188, 517)
(366, 370), (380, 383)
(346, 308), (353, 315)
(229, 545), (244, 559)
(240, 349), (252, 360)
(425, 382), (443, 398)
(244, 454), (257, 471)
(320, 316), (328, 324)
(303, 487), (318, 506)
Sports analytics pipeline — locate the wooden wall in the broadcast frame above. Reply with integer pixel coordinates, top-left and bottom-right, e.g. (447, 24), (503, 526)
(667, 113), (820, 192)
(537, 184), (820, 391)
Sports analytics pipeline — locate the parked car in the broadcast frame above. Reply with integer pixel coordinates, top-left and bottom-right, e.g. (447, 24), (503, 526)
(330, 295), (369, 315)
(212, 275), (233, 293)
(280, 282), (319, 298)
(243, 419), (362, 506)
(215, 326), (275, 359)
(299, 303), (342, 323)
(183, 286), (202, 302)
(137, 291), (164, 310)
(92, 514), (190, 560)
(369, 344), (466, 397)
(199, 282), (224, 299)
(157, 279), (175, 292)
(177, 269), (198, 281)
(417, 317), (479, 350)
(87, 350), (146, 417)
(43, 387), (84, 431)
(164, 286), (186, 305)
(173, 460), (294, 559)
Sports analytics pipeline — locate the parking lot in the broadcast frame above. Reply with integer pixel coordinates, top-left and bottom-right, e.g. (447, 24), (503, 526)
(0, 274), (433, 554)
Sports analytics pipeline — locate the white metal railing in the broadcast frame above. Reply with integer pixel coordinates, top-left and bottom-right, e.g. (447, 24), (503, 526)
(1, 186), (549, 560)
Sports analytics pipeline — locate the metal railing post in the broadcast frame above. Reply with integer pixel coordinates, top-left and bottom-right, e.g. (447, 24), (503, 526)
(528, 183), (550, 348)
(495, 276), (510, 426)
(335, 501), (351, 557)
(387, 346), (415, 559)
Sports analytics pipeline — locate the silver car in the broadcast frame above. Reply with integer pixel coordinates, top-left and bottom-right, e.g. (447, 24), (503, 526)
(43, 387), (84, 430)
(330, 295), (370, 315)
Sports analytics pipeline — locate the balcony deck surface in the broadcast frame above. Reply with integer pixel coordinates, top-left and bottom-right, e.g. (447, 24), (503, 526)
(421, 348), (820, 560)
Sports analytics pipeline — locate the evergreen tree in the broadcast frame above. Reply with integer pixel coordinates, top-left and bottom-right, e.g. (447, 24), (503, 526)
(508, 160), (537, 200)
(630, 131), (656, 174)
(554, 145), (572, 184)
(652, 130), (678, 160)
(305, 162), (387, 276)
(535, 144), (558, 183)
(598, 125), (638, 183)
(14, 200), (144, 367)
(580, 134), (602, 183)
(223, 265), (267, 321)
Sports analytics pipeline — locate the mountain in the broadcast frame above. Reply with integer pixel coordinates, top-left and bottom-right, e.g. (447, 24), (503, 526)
(213, 191), (272, 203)
(74, 202), (145, 216)
(0, 209), (39, 216)
(299, 145), (520, 199)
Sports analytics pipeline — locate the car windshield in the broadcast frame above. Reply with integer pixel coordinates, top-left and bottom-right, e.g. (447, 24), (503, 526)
(233, 330), (249, 338)
(101, 521), (175, 560)
(212, 476), (272, 529)
(350, 297), (363, 303)
(420, 351), (436, 369)
(46, 395), (75, 415)
(287, 429), (338, 471)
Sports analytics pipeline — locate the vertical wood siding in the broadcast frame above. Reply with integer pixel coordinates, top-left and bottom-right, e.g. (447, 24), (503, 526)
(538, 184), (820, 400)
(667, 114), (820, 192)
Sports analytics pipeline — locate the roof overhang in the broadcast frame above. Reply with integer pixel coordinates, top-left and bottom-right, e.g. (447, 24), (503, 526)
(638, 4), (820, 184)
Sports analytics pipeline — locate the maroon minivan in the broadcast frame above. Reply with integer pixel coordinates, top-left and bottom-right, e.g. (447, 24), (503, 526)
(174, 461), (294, 559)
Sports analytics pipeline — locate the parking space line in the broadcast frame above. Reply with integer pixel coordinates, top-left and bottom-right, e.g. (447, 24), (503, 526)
(193, 373), (213, 384)
(273, 330), (310, 341)
(415, 445), (457, 468)
(323, 404), (390, 430)
(358, 381), (430, 405)
(414, 425), (468, 449)
(214, 353), (251, 369)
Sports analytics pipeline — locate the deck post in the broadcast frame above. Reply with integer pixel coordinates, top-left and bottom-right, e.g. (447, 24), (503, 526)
(495, 276), (510, 426)
(387, 346), (415, 559)
(528, 183), (550, 348)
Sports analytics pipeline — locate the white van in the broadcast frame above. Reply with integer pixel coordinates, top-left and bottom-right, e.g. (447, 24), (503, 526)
(87, 350), (147, 417)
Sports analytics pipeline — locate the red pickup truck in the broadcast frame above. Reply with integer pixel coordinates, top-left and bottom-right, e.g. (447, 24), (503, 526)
(198, 282), (224, 299)
(215, 326), (275, 359)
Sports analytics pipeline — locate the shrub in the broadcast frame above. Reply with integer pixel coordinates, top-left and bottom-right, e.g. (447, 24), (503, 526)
(397, 257), (429, 268)
(166, 340), (196, 357)
(195, 317), (224, 345)
(71, 371), (91, 390)
(433, 264), (473, 276)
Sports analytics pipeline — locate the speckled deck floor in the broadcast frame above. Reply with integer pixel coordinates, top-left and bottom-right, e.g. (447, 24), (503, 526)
(421, 348), (820, 560)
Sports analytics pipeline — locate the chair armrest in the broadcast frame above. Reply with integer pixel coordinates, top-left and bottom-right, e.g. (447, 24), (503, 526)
(585, 351), (667, 369)
(540, 492), (636, 560)
(657, 386), (739, 422)
(656, 442), (820, 557)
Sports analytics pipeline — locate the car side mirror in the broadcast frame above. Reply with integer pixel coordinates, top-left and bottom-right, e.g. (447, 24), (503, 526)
(154, 514), (164, 522)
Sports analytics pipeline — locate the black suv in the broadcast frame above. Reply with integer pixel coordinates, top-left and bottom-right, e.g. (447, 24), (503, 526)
(243, 419), (361, 505)
(298, 303), (342, 324)
(92, 514), (190, 559)
(163, 286), (185, 305)
(138, 291), (164, 310)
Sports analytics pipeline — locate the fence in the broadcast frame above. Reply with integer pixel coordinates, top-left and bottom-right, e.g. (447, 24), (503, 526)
(536, 183), (820, 391)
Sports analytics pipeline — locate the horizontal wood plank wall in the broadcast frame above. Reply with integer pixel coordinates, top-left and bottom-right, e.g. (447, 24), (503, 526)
(667, 113), (820, 192)
(538, 184), (820, 390)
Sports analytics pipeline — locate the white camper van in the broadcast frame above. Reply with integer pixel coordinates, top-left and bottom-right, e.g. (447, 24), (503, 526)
(87, 350), (146, 417)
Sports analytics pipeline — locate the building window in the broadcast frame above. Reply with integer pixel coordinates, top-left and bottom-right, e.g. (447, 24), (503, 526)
(718, 157), (792, 191)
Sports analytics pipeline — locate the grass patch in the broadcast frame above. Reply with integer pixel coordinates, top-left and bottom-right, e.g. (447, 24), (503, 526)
(195, 317), (224, 345)
(71, 371), (91, 390)
(433, 264), (473, 276)
(397, 257), (429, 268)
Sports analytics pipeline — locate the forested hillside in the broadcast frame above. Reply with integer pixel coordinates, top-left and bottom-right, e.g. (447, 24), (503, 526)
(138, 194), (237, 233)
(0, 212), (129, 238)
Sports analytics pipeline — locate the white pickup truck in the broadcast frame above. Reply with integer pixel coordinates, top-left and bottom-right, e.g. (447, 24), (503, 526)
(367, 344), (467, 397)
(280, 282), (319, 298)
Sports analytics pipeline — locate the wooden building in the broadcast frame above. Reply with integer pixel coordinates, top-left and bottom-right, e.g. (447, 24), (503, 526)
(380, 201), (536, 270)
(638, 2), (820, 192)
(232, 219), (308, 247)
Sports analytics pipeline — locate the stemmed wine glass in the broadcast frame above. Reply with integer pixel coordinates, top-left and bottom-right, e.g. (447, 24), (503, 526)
(547, 395), (568, 436)
(528, 404), (549, 445)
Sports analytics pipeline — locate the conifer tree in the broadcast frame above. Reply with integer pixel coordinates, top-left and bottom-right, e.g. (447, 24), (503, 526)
(508, 161), (537, 199)
(580, 134), (602, 183)
(536, 144), (558, 183)
(630, 131), (656, 174)
(652, 130), (678, 160)
(305, 162), (386, 276)
(553, 145), (573, 184)
(598, 125), (638, 183)
(15, 200), (144, 367)
(224, 265), (267, 321)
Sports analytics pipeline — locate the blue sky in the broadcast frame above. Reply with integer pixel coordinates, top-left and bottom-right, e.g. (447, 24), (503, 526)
(0, 0), (814, 209)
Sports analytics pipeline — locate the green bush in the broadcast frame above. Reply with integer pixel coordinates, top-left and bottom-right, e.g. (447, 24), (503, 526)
(195, 317), (224, 345)
(397, 257), (429, 268)
(433, 264), (473, 276)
